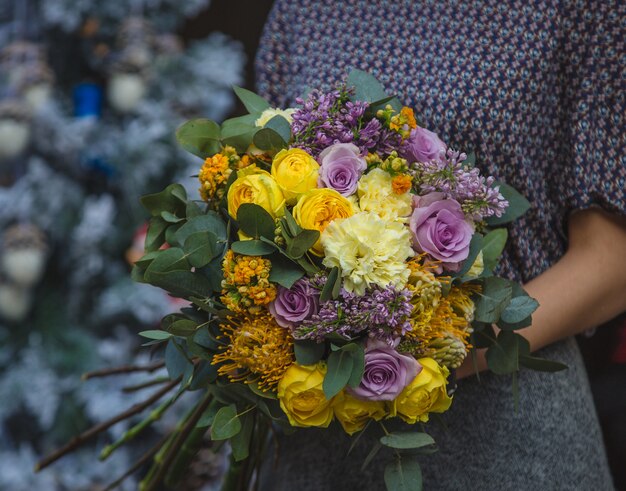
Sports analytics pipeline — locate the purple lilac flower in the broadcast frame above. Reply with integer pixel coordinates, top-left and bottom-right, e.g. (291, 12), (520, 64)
(269, 277), (320, 328)
(411, 148), (509, 220)
(347, 339), (421, 401)
(291, 87), (403, 158)
(293, 285), (413, 343)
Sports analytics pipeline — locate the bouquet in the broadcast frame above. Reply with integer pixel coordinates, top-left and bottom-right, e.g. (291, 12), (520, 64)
(37, 70), (566, 490)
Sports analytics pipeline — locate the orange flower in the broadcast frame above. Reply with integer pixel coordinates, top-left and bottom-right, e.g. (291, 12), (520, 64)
(391, 174), (413, 194)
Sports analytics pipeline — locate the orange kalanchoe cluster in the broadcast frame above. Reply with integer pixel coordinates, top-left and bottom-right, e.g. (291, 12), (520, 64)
(390, 106), (417, 138)
(221, 249), (277, 314)
(391, 174), (413, 194)
(198, 146), (253, 202)
(212, 313), (294, 391)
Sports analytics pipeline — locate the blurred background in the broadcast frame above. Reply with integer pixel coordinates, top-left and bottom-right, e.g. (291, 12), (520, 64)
(0, 1), (623, 490)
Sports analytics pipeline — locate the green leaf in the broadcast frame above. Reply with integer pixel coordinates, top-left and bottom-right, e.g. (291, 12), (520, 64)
(231, 239), (276, 256)
(486, 330), (529, 375)
(183, 231), (218, 268)
(380, 432), (435, 450)
(210, 404), (242, 440)
(264, 115), (291, 142)
(134, 251), (160, 269)
(222, 114), (258, 127)
(230, 412), (254, 461)
(454, 233), (483, 277)
(361, 442), (382, 471)
(141, 184), (187, 217)
(144, 248), (190, 274)
(281, 209), (302, 236)
(294, 340), (326, 365)
(161, 210), (184, 223)
(196, 399), (222, 428)
(474, 276), (513, 323)
(323, 348), (354, 398)
(519, 355), (567, 372)
(268, 254), (305, 288)
(470, 323), (496, 349)
(253, 127), (287, 151)
(320, 266), (340, 302)
(176, 119), (221, 159)
(236, 203), (276, 239)
(384, 457), (423, 491)
(186, 201), (203, 218)
(165, 339), (192, 379)
(500, 296), (539, 324)
(464, 152), (476, 167)
(144, 217), (168, 252)
(344, 343), (365, 388)
(138, 330), (172, 340)
(174, 213), (227, 250)
(485, 182), (531, 226)
(168, 319), (198, 336)
(221, 123), (258, 154)
(481, 228), (508, 272)
(189, 362), (218, 390)
(232, 86), (270, 114)
(287, 229), (320, 258)
(347, 69), (401, 112)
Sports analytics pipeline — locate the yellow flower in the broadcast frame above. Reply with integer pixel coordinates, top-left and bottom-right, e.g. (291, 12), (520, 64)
(332, 391), (387, 435)
(390, 106), (417, 137)
(255, 107), (297, 127)
(271, 148), (320, 204)
(221, 250), (277, 314)
(391, 357), (451, 424)
(227, 165), (285, 219)
(292, 188), (355, 255)
(466, 250), (484, 278)
(277, 363), (334, 428)
(391, 174), (413, 195)
(357, 168), (412, 221)
(212, 312), (294, 392)
(321, 211), (413, 295)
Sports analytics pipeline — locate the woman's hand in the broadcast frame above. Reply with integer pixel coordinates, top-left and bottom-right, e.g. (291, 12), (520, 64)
(457, 208), (626, 379)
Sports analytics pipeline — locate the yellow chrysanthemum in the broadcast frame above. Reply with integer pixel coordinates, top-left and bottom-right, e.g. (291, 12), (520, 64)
(221, 250), (277, 314)
(357, 168), (412, 221)
(321, 211), (413, 295)
(212, 313), (294, 391)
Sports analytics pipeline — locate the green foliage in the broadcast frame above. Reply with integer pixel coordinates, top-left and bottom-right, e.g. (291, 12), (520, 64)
(210, 404), (242, 440)
(141, 184), (187, 218)
(485, 330), (529, 375)
(474, 276), (513, 323)
(232, 86), (271, 114)
(138, 330), (172, 340)
(481, 228), (508, 273)
(268, 254), (305, 288)
(500, 296), (539, 324)
(519, 355), (567, 372)
(485, 182), (531, 226)
(183, 231), (218, 268)
(323, 343), (365, 398)
(320, 266), (341, 302)
(294, 340), (326, 365)
(286, 229), (320, 259)
(236, 203), (275, 239)
(264, 115), (292, 142)
(230, 412), (254, 462)
(347, 69), (402, 112)
(454, 233), (483, 278)
(384, 457), (423, 491)
(165, 340), (194, 382)
(253, 127), (288, 151)
(175, 119), (222, 158)
(380, 432), (435, 450)
(220, 122), (258, 154)
(231, 239), (275, 256)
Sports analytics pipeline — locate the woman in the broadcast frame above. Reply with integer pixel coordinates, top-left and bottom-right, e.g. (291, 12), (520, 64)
(255, 1), (625, 489)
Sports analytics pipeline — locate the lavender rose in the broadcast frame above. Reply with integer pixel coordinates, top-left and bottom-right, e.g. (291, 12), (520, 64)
(269, 278), (320, 328)
(409, 192), (474, 271)
(347, 340), (421, 401)
(401, 127), (446, 163)
(318, 143), (367, 196)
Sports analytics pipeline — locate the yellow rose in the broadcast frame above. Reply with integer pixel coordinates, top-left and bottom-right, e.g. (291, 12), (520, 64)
(391, 357), (452, 424)
(292, 188), (355, 255)
(227, 165), (285, 219)
(277, 363), (334, 428)
(271, 148), (320, 204)
(332, 391), (387, 435)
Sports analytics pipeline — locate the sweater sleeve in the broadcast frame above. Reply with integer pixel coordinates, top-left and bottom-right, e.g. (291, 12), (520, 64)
(555, 0), (625, 231)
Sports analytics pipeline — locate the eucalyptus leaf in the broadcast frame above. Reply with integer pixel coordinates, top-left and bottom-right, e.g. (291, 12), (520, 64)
(176, 119), (221, 158)
(233, 86), (270, 114)
(344, 343), (365, 388)
(236, 203), (276, 239)
(168, 319), (198, 336)
(183, 231), (218, 268)
(323, 348), (354, 399)
(165, 339), (192, 380)
(455, 233), (483, 277)
(500, 296), (539, 324)
(141, 184), (187, 217)
(320, 266), (340, 302)
(230, 412), (254, 461)
(287, 229), (320, 258)
(347, 69), (401, 112)
(264, 115), (291, 142)
(144, 217), (168, 252)
(268, 254), (304, 288)
(519, 355), (568, 372)
(485, 330), (529, 375)
(384, 457), (423, 491)
(174, 213), (227, 251)
(474, 276), (513, 323)
(210, 404), (242, 440)
(481, 228), (508, 272)
(294, 340), (326, 365)
(253, 127), (287, 151)
(231, 239), (276, 256)
(380, 432), (435, 450)
(196, 399), (222, 428)
(138, 330), (172, 340)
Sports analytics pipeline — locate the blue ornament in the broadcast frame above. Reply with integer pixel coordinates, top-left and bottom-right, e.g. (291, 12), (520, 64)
(73, 83), (102, 118)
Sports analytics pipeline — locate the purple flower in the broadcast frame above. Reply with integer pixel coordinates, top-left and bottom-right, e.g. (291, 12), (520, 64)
(269, 278), (320, 328)
(318, 143), (367, 196)
(401, 127), (446, 163)
(347, 340), (421, 401)
(409, 193), (474, 271)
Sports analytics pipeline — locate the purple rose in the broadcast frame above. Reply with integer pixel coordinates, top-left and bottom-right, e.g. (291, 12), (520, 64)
(347, 340), (421, 401)
(269, 278), (320, 328)
(401, 127), (446, 163)
(409, 193), (474, 271)
(318, 143), (367, 196)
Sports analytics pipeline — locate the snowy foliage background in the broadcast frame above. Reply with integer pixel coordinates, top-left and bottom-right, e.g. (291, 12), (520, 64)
(0, 1), (244, 489)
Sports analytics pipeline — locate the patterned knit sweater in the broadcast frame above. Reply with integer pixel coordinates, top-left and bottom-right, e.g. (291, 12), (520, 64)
(255, 1), (624, 489)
